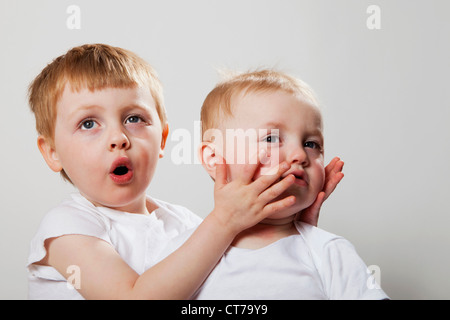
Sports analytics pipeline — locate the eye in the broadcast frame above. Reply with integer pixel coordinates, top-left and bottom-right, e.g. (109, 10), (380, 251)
(304, 141), (321, 150)
(80, 119), (98, 130)
(264, 134), (280, 143)
(125, 115), (145, 124)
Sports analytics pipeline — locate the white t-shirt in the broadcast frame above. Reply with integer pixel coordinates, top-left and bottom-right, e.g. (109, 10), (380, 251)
(27, 192), (202, 300)
(164, 222), (388, 300)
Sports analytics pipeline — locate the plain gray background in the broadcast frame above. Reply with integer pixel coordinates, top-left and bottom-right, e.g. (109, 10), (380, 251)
(1, 0), (449, 299)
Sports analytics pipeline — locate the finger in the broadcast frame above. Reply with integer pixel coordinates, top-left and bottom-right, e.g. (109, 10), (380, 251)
(323, 172), (344, 200)
(309, 191), (325, 215)
(235, 148), (266, 184)
(214, 156), (228, 189)
(252, 161), (290, 195)
(324, 158), (343, 192)
(326, 159), (344, 177)
(332, 160), (344, 174)
(261, 195), (296, 217)
(325, 157), (340, 175)
(258, 173), (295, 204)
(262, 197), (296, 219)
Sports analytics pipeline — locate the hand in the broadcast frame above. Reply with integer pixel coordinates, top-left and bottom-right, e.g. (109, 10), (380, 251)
(211, 151), (296, 237)
(297, 157), (344, 226)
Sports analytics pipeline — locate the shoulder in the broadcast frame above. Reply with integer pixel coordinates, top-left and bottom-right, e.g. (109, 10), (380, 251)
(295, 222), (347, 250)
(149, 196), (203, 227)
(28, 193), (111, 266)
(295, 222), (389, 300)
(38, 193), (110, 237)
(294, 222), (359, 271)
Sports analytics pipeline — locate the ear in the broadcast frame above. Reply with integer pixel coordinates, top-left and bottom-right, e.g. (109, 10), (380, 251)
(198, 142), (218, 180)
(159, 123), (169, 158)
(37, 135), (63, 173)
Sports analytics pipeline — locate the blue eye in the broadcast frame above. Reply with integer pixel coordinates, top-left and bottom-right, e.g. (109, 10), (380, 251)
(304, 141), (320, 149)
(264, 135), (280, 143)
(125, 115), (144, 124)
(80, 119), (97, 130)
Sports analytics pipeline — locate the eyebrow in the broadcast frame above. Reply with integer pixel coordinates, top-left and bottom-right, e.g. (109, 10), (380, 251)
(259, 121), (287, 130)
(260, 121), (324, 139)
(122, 103), (153, 114)
(69, 104), (105, 118)
(69, 103), (152, 118)
(309, 129), (324, 142)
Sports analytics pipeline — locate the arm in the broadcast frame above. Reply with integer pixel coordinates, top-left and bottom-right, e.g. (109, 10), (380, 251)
(297, 157), (344, 226)
(44, 159), (295, 299)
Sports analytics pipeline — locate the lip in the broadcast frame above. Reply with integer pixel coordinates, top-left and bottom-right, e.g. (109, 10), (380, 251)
(109, 157), (134, 185)
(284, 168), (308, 187)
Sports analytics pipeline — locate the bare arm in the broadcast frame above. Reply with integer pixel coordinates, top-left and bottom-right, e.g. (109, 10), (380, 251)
(45, 214), (236, 299)
(44, 159), (295, 299)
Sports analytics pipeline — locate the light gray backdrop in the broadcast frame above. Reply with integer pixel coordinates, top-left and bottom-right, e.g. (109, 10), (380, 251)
(1, 0), (449, 299)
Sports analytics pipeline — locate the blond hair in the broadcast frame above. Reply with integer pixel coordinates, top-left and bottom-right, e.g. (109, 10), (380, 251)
(200, 69), (319, 139)
(28, 43), (166, 182)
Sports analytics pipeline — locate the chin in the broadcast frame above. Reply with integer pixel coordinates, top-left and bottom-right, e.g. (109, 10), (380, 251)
(268, 192), (316, 220)
(266, 207), (299, 220)
(87, 188), (144, 211)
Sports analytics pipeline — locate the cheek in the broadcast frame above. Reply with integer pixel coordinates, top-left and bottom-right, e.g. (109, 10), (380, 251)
(62, 146), (102, 180)
(54, 130), (105, 181)
(312, 160), (325, 191)
(135, 136), (162, 170)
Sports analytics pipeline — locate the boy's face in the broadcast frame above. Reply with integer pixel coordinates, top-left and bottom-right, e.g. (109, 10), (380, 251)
(208, 90), (325, 220)
(40, 84), (167, 213)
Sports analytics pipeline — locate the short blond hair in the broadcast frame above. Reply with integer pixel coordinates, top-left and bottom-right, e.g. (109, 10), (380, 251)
(200, 69), (319, 139)
(28, 43), (166, 182)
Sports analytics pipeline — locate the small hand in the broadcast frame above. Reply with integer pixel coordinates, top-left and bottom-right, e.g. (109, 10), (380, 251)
(211, 150), (296, 236)
(297, 157), (344, 226)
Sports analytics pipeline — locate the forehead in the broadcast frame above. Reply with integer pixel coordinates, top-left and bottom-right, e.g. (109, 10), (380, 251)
(56, 83), (156, 114)
(227, 90), (323, 130)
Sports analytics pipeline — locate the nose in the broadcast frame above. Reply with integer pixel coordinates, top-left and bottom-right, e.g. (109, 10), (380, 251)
(286, 143), (309, 167)
(108, 128), (130, 151)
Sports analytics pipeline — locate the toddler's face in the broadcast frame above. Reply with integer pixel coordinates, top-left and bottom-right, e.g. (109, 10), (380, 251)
(216, 90), (325, 220)
(50, 84), (167, 213)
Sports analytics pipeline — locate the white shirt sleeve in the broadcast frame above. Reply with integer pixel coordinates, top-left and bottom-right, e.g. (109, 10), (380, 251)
(320, 238), (389, 300)
(27, 204), (111, 267)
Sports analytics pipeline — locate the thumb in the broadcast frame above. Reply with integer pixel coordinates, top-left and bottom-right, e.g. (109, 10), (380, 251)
(298, 191), (325, 227)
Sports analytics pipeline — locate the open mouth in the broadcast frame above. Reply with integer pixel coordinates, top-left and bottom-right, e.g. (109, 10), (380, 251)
(113, 165), (129, 176)
(292, 173), (304, 180)
(110, 157), (133, 184)
(292, 173), (308, 187)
